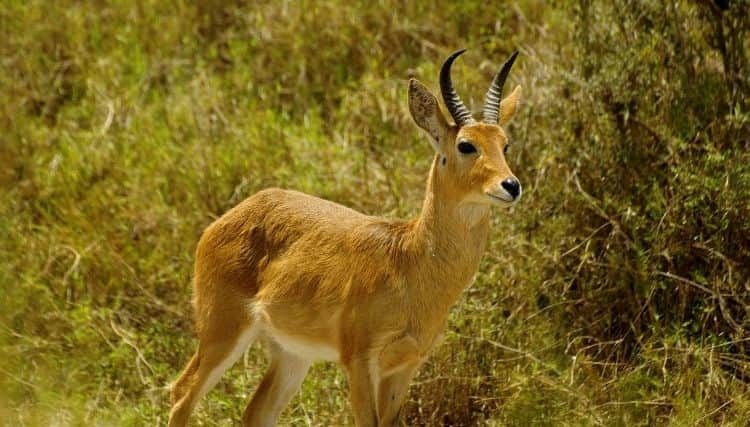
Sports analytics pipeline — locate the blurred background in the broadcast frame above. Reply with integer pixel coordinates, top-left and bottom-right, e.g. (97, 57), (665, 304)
(1, 0), (749, 425)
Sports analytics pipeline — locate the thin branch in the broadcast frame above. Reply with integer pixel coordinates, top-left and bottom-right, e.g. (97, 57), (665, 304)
(694, 399), (734, 425)
(110, 318), (155, 384)
(573, 174), (635, 249)
(655, 271), (718, 297)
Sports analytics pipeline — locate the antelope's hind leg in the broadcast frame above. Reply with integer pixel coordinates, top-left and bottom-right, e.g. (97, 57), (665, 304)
(242, 341), (311, 426)
(168, 312), (258, 426)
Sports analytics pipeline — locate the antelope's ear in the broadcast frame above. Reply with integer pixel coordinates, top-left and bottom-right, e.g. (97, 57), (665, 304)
(408, 79), (449, 152)
(498, 85), (522, 126)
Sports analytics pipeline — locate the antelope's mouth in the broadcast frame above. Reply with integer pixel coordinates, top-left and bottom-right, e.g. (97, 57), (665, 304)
(485, 191), (517, 205)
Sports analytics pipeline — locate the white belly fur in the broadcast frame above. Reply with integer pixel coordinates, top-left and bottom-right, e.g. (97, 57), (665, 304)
(249, 301), (340, 362)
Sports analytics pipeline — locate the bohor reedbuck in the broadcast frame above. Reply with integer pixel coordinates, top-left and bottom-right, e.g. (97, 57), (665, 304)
(169, 49), (524, 426)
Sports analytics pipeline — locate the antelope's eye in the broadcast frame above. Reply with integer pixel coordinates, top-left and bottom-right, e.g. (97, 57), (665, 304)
(457, 141), (477, 154)
(503, 144), (509, 154)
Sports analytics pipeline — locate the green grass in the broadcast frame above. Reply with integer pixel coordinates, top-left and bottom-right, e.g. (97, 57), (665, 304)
(2, 0), (749, 425)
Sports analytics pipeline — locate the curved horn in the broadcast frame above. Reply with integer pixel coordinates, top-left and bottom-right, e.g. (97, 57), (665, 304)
(440, 49), (475, 127)
(483, 50), (519, 124)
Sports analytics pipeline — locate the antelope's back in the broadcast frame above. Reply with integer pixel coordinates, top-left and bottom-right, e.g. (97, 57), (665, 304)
(194, 188), (394, 297)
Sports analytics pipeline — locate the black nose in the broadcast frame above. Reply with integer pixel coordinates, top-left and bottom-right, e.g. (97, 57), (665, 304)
(501, 178), (521, 199)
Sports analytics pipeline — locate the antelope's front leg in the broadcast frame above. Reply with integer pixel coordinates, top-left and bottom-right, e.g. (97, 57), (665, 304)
(376, 364), (418, 426)
(345, 356), (378, 427)
(376, 336), (422, 426)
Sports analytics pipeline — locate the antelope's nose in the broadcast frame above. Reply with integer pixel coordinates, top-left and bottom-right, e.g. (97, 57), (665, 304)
(501, 178), (521, 199)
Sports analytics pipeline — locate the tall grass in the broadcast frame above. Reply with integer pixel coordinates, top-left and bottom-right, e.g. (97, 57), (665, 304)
(1, 0), (749, 425)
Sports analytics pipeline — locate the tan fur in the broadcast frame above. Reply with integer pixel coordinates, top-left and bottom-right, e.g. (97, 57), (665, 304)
(168, 75), (523, 426)
(499, 85), (522, 126)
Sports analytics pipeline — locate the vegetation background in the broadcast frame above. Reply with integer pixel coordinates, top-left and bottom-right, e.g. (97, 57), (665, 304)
(2, 0), (749, 425)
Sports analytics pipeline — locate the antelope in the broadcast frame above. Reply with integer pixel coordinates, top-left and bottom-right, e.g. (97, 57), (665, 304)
(168, 49), (523, 427)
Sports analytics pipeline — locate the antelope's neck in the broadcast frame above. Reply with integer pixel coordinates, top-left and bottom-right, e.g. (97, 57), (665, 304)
(412, 155), (491, 304)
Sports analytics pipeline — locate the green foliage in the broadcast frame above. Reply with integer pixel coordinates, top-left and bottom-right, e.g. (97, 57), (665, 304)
(1, 0), (749, 425)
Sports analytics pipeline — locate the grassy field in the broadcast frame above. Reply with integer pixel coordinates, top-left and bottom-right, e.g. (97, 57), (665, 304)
(2, 0), (749, 425)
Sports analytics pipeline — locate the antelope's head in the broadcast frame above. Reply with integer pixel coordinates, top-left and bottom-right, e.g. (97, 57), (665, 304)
(409, 49), (523, 207)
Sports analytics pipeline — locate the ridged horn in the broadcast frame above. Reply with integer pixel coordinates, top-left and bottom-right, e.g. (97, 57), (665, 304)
(483, 50), (519, 124)
(440, 49), (475, 127)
